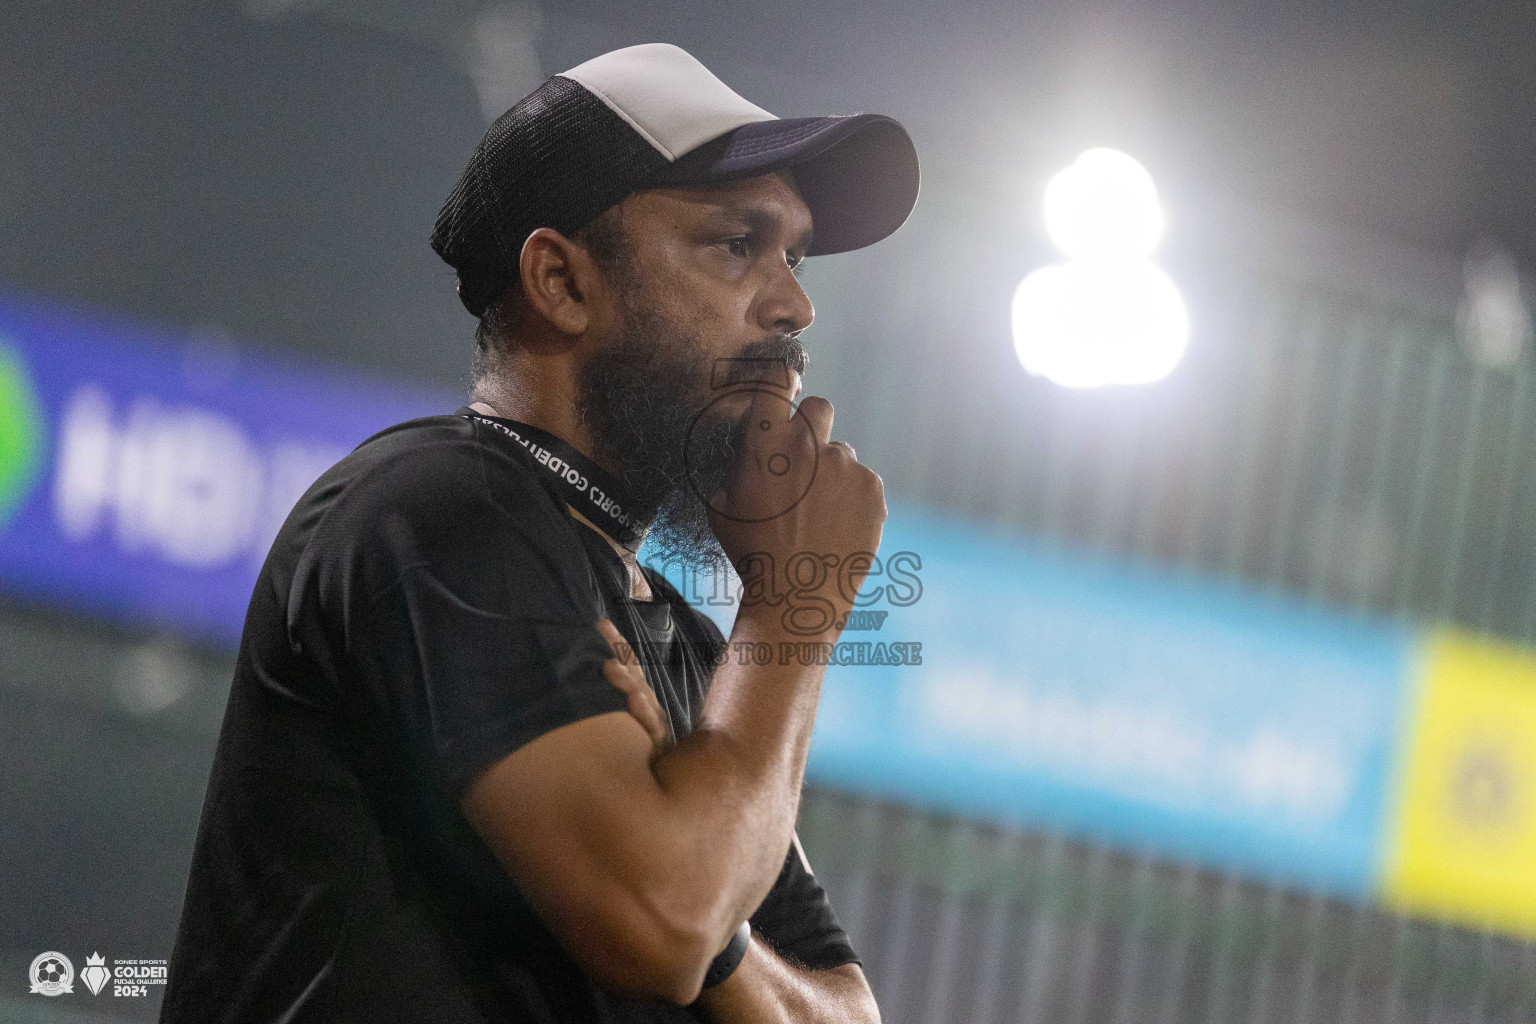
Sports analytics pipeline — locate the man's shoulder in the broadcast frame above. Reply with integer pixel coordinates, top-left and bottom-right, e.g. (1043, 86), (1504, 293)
(296, 412), (579, 554)
(333, 412), (558, 506)
(274, 411), (599, 613)
(346, 411), (506, 471)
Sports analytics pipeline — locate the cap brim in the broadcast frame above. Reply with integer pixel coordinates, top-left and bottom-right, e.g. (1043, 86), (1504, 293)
(644, 114), (919, 257)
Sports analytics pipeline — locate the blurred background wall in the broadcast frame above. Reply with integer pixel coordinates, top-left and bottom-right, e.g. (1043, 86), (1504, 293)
(5, 1), (1536, 1021)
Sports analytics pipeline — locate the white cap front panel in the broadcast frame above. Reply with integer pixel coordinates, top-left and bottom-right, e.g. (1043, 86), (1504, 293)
(560, 42), (777, 161)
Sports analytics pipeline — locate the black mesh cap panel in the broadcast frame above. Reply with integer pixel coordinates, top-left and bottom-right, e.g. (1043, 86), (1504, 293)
(430, 76), (670, 317)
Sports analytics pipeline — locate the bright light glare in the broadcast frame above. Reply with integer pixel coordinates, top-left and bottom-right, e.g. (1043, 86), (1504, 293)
(1044, 148), (1164, 261)
(1011, 261), (1189, 388)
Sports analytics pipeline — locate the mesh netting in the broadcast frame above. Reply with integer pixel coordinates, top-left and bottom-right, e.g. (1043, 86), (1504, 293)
(429, 75), (667, 316)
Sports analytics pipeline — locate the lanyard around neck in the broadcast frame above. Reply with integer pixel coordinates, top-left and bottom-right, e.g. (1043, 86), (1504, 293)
(461, 409), (649, 550)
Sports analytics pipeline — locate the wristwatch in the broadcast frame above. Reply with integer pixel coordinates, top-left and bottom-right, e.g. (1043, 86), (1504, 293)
(699, 920), (752, 991)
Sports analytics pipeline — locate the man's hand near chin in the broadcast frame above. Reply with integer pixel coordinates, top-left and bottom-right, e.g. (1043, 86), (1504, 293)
(598, 623), (880, 1024)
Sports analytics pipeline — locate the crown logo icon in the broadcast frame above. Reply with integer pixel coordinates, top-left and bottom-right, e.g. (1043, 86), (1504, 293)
(81, 951), (111, 996)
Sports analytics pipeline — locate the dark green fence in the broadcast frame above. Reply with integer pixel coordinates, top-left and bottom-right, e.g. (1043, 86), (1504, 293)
(799, 786), (1536, 1023)
(801, 283), (1536, 1022)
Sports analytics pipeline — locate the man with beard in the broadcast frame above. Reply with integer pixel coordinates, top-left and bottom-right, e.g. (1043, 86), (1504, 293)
(162, 43), (917, 1024)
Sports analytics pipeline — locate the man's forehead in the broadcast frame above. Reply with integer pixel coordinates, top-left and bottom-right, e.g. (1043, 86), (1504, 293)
(637, 171), (814, 239)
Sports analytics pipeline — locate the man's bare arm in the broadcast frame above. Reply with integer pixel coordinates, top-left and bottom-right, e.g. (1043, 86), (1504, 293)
(461, 394), (886, 1005)
(460, 610), (839, 1004)
(695, 944), (880, 1024)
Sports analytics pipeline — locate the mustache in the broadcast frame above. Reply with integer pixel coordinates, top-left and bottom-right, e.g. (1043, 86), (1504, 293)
(745, 335), (808, 375)
(712, 336), (809, 390)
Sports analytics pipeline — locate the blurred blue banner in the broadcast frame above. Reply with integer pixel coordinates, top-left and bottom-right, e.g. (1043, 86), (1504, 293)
(0, 292), (450, 644)
(804, 508), (1417, 899)
(1, 289), (1421, 898)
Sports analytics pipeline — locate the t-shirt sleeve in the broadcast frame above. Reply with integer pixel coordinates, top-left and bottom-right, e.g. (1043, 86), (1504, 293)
(295, 432), (630, 799)
(749, 833), (862, 972)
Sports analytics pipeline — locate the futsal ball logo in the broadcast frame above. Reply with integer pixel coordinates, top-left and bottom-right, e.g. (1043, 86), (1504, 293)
(0, 337), (45, 528)
(29, 951), (74, 996)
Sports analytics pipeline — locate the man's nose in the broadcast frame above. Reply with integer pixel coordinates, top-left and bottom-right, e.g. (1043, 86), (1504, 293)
(757, 263), (815, 337)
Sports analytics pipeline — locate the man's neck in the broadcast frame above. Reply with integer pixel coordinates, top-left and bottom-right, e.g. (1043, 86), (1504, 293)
(469, 399), (654, 602)
(467, 399), (511, 421)
(469, 374), (609, 473)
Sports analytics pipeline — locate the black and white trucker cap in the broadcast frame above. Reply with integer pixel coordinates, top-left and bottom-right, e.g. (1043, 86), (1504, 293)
(431, 42), (920, 316)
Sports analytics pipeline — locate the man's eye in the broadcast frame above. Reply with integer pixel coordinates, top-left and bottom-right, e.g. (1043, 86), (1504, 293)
(726, 238), (751, 258)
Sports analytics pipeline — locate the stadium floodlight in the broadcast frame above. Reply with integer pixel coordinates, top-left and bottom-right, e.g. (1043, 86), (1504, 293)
(1015, 147), (1188, 388)
(1043, 147), (1164, 261)
(1011, 260), (1189, 389)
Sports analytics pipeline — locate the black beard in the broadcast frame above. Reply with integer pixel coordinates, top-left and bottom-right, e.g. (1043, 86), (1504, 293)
(577, 300), (806, 574)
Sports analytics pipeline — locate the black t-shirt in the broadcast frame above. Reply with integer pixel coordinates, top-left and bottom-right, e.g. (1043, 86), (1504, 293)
(161, 410), (858, 1024)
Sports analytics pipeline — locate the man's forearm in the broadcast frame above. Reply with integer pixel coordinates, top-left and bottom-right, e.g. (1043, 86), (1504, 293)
(564, 393), (885, 1002)
(694, 938), (880, 1024)
(645, 609), (834, 953)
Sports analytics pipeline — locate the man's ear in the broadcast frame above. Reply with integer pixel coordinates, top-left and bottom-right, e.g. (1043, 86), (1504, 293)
(518, 227), (603, 336)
